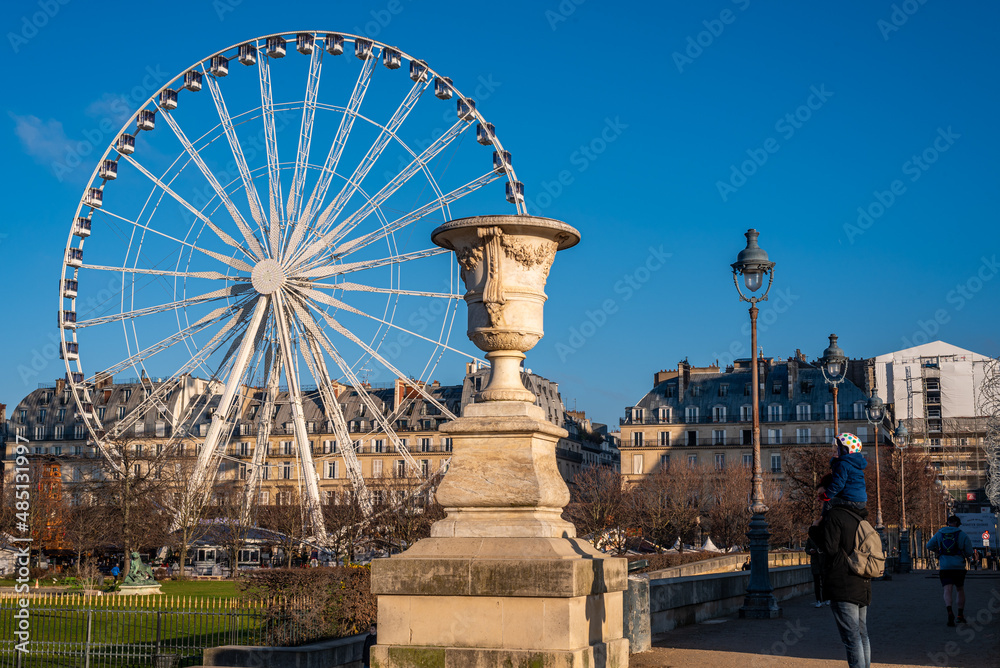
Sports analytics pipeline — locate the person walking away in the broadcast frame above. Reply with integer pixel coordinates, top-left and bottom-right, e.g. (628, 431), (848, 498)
(362, 623), (377, 668)
(927, 515), (975, 626)
(806, 536), (829, 607)
(810, 504), (873, 668)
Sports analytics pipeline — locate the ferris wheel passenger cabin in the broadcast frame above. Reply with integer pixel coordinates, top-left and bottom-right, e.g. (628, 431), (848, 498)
(266, 36), (286, 58)
(210, 55), (229, 77)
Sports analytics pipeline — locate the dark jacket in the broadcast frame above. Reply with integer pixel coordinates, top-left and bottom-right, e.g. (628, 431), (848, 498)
(805, 537), (824, 574)
(808, 506), (872, 606)
(826, 453), (868, 503)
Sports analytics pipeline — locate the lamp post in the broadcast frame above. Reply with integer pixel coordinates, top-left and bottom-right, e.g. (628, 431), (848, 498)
(894, 420), (911, 573)
(865, 389), (886, 530)
(820, 334), (848, 434)
(731, 229), (780, 619)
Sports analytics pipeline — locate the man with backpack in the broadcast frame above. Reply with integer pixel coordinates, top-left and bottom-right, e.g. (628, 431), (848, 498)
(810, 503), (882, 668)
(927, 515), (975, 627)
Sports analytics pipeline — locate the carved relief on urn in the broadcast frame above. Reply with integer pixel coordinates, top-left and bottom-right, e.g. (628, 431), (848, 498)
(431, 215), (580, 402)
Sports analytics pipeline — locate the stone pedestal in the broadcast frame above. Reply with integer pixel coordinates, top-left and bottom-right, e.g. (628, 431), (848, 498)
(117, 584), (162, 596)
(371, 215), (626, 667)
(371, 404), (628, 668)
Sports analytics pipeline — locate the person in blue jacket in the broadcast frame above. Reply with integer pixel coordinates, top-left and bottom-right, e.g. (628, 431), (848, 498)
(927, 515), (975, 626)
(823, 433), (868, 514)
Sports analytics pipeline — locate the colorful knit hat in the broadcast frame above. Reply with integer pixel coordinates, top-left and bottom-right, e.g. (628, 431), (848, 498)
(837, 432), (863, 454)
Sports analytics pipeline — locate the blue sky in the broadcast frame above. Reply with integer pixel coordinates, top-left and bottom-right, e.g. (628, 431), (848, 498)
(1, 0), (997, 428)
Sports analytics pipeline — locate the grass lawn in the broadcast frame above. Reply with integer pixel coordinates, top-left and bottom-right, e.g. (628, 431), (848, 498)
(0, 577), (240, 599)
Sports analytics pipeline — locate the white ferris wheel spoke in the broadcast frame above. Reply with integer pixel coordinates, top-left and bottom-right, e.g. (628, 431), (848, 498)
(159, 107), (267, 260)
(85, 300), (247, 383)
(300, 285), (483, 364)
(298, 296), (458, 422)
(188, 296), (269, 500)
(288, 296), (421, 472)
(305, 281), (461, 300)
(296, 247), (449, 281)
(287, 51), (379, 259)
(205, 73), (270, 242)
(80, 263), (244, 282)
(285, 45), (324, 242)
(272, 292), (327, 539)
(329, 170), (502, 260)
(304, 77), (431, 254)
(242, 343), (282, 526)
(75, 284), (251, 329)
(290, 120), (468, 269)
(257, 54), (284, 251)
(117, 154), (257, 266)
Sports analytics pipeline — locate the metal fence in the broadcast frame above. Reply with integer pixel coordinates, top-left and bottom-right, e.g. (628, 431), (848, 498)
(0, 596), (314, 668)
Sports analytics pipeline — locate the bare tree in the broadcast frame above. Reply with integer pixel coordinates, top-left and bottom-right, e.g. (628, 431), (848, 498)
(633, 462), (708, 552)
(563, 466), (631, 554)
(705, 465), (751, 551)
(258, 487), (307, 566)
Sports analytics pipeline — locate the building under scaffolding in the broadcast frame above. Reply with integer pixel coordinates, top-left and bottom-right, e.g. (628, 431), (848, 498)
(874, 341), (993, 509)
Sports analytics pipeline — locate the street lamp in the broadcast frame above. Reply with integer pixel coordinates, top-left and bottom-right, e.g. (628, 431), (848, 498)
(865, 389), (887, 551)
(731, 228), (780, 619)
(820, 334), (848, 434)
(894, 420), (911, 573)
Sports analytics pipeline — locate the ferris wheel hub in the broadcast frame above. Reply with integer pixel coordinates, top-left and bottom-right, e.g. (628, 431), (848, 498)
(251, 258), (287, 294)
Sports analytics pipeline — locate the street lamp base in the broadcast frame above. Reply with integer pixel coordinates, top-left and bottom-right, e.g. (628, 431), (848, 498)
(898, 529), (912, 574)
(739, 511), (782, 619)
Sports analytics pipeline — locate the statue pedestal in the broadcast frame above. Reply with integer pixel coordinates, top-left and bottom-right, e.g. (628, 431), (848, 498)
(370, 402), (629, 667)
(117, 584), (162, 596)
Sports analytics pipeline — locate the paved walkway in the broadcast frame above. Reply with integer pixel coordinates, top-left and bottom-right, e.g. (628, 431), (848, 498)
(630, 570), (1000, 668)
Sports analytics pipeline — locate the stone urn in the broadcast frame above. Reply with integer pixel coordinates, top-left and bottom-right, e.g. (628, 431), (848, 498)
(431, 215), (580, 403)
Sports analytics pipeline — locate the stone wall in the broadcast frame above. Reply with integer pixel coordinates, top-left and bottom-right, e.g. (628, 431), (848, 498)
(644, 565), (813, 636)
(200, 634), (367, 668)
(644, 551), (809, 580)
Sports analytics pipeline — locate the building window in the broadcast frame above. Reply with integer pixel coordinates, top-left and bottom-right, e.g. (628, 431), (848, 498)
(54, 425), (64, 440)
(421, 459), (430, 477)
(282, 462), (292, 479)
(685, 407), (699, 422)
(374, 439), (385, 453)
(238, 463), (247, 480)
(796, 428), (811, 444)
(74, 424), (84, 439)
(770, 453), (782, 473)
(281, 441), (292, 455)
(444, 438), (453, 452)
(796, 404), (811, 421)
(17, 409), (26, 423)
(395, 460), (406, 478)
(259, 490), (269, 505)
(155, 421), (165, 437)
(825, 427), (835, 443)
(767, 428), (782, 445)
(372, 459), (383, 478)
(743, 453), (752, 468)
(767, 405), (782, 421)
(658, 407), (671, 422)
(327, 461), (338, 479)
(261, 464), (269, 480)
(57, 408), (65, 422)
(686, 430), (698, 447)
(659, 454), (670, 471)
(712, 406), (726, 423)
(853, 402), (865, 420)
(825, 403), (834, 421)
(38, 408), (47, 422)
(740, 405), (752, 422)
(688, 454), (698, 467)
(633, 408), (645, 423)
(34, 426), (44, 440)
(632, 454), (644, 475)
(116, 406), (126, 420)
(772, 383), (782, 395)
(857, 426), (868, 443)
(632, 432), (644, 447)
(658, 431), (670, 446)
(97, 408), (106, 421)
(719, 384), (729, 397)
(240, 423), (252, 436)
(133, 463), (141, 477)
(712, 429), (725, 445)
(714, 453), (725, 470)
(420, 438), (431, 452)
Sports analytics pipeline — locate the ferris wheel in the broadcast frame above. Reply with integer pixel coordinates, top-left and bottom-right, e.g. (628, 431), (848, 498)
(58, 31), (526, 541)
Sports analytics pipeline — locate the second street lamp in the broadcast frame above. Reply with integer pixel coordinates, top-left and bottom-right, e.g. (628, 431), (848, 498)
(865, 388), (886, 531)
(731, 229), (780, 619)
(894, 420), (912, 574)
(820, 334), (848, 434)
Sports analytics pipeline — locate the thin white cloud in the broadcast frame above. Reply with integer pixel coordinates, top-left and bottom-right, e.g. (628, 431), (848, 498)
(9, 112), (74, 166)
(85, 93), (132, 125)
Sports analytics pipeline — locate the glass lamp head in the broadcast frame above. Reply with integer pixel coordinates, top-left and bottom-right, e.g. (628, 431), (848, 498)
(865, 389), (885, 423)
(731, 229), (774, 295)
